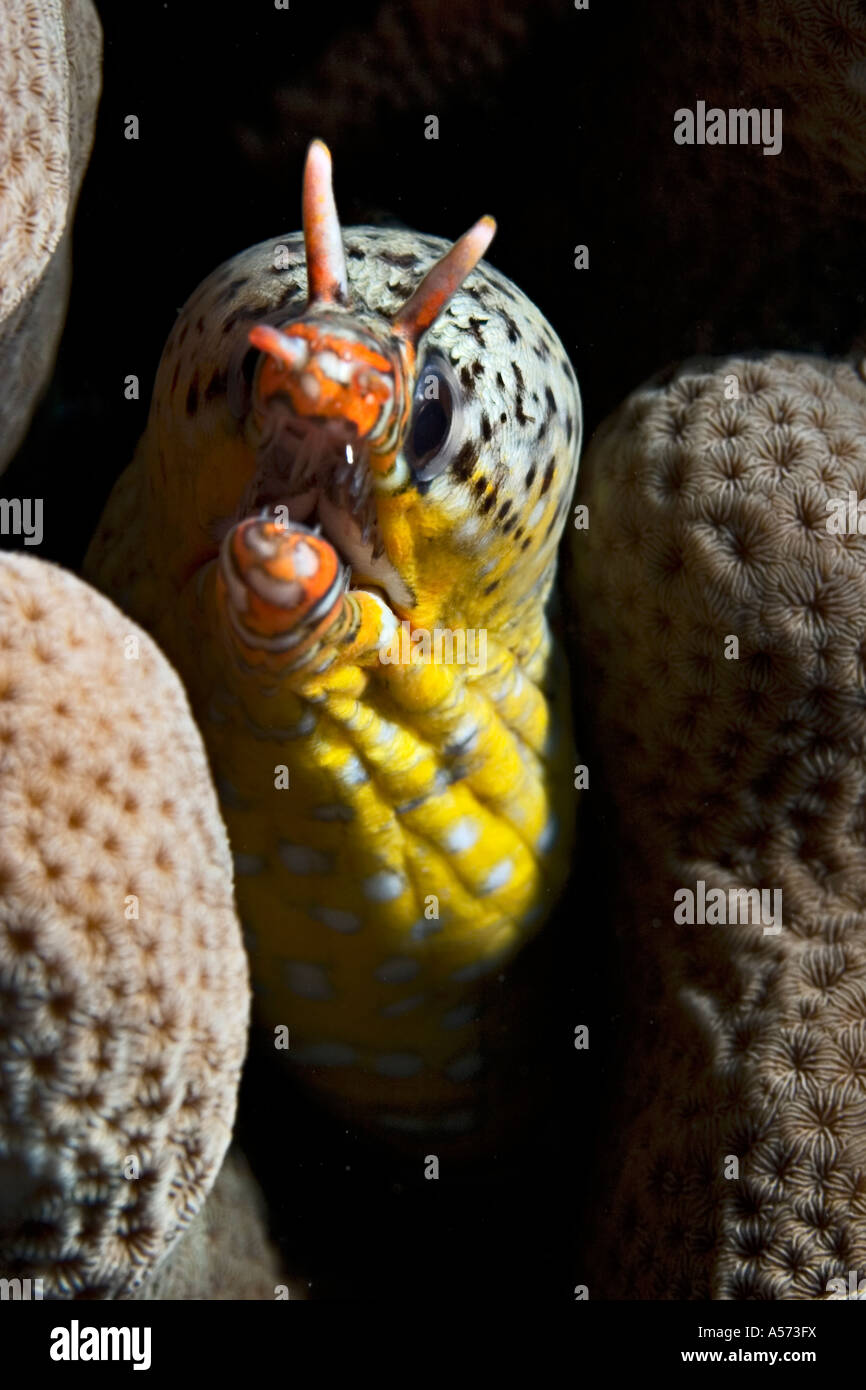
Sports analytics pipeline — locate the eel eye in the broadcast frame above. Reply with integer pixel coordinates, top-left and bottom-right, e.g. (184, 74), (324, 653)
(406, 357), (460, 481)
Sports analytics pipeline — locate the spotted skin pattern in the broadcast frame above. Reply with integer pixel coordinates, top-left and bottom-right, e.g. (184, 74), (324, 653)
(86, 144), (581, 1137)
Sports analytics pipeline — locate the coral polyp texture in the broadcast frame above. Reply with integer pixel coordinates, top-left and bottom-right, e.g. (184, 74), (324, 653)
(568, 353), (866, 1299)
(128, 1149), (293, 1302)
(0, 553), (249, 1299)
(0, 0), (102, 471)
(85, 142), (581, 1142)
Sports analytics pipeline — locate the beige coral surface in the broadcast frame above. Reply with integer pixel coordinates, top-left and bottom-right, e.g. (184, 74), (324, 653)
(0, 552), (250, 1298)
(127, 1148), (299, 1301)
(568, 353), (866, 1298)
(0, 0), (102, 470)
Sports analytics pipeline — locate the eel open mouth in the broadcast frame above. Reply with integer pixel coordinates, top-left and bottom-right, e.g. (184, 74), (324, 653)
(236, 407), (415, 613)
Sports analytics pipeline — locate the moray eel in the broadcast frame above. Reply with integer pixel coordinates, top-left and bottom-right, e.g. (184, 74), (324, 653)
(85, 141), (581, 1140)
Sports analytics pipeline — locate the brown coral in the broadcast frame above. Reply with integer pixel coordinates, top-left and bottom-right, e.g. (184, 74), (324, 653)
(0, 0), (102, 470)
(568, 352), (866, 1298)
(0, 553), (249, 1298)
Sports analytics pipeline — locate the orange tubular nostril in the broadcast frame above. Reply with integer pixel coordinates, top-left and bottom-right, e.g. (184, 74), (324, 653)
(226, 520), (343, 640)
(249, 319), (400, 446)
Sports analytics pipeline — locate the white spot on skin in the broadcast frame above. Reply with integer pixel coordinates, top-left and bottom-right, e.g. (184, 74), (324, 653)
(363, 870), (406, 902)
(410, 918), (442, 942)
(374, 956), (420, 984)
(480, 858), (513, 894)
(278, 842), (332, 874)
(233, 852), (265, 876)
(312, 803), (354, 821)
(292, 1042), (357, 1067)
(375, 718), (401, 744)
(375, 1052), (424, 1078)
(335, 754), (369, 787)
(441, 1003), (478, 1029)
(520, 904), (546, 929)
(527, 499), (546, 529)
(453, 516), (481, 545)
(450, 950), (509, 983)
(373, 602), (399, 655)
(446, 715), (480, 756)
(443, 816), (481, 853)
(445, 1051), (483, 1082)
(380, 994), (425, 1018)
(536, 816), (559, 854)
(312, 905), (362, 934)
(283, 961), (334, 1000)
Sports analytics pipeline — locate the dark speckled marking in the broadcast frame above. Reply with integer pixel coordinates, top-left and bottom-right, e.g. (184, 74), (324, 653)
(513, 362), (531, 425)
(489, 274), (518, 305)
(473, 475), (488, 495)
(480, 411), (492, 442)
(520, 536), (532, 551)
(205, 369), (228, 402)
(545, 386), (557, 414)
(502, 517), (517, 536)
(347, 245), (365, 261)
(502, 312), (520, 344)
(497, 500), (512, 522)
(217, 277), (250, 306)
(186, 376), (199, 415)
(459, 365), (475, 396)
(525, 464), (537, 488)
(379, 250), (421, 269)
(500, 412), (507, 424)
(495, 370), (506, 389)
(452, 441), (476, 482)
(480, 493), (496, 514)
(471, 361), (483, 377)
(565, 413), (574, 443)
(467, 318), (487, 347)
(540, 457), (556, 495)
(483, 580), (500, 595)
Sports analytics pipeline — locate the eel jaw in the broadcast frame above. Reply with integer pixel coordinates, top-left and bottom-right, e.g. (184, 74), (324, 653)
(232, 416), (415, 613)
